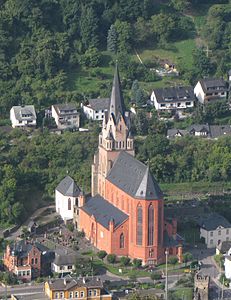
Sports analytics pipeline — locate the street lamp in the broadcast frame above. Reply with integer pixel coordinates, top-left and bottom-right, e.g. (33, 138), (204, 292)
(165, 249), (168, 300)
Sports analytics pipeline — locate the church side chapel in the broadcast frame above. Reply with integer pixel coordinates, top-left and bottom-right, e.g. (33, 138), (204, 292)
(57, 65), (183, 265)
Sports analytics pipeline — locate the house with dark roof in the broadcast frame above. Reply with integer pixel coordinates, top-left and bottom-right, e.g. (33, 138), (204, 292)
(55, 176), (81, 222)
(51, 253), (79, 275)
(167, 124), (231, 139)
(198, 213), (231, 248)
(216, 241), (231, 255)
(194, 78), (228, 104)
(51, 104), (80, 129)
(82, 98), (110, 121)
(75, 65), (183, 265)
(10, 105), (37, 128)
(3, 240), (53, 281)
(45, 275), (112, 300)
(150, 86), (195, 111)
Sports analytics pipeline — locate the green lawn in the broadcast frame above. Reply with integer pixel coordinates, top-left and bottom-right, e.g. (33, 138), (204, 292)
(171, 288), (193, 300)
(135, 39), (196, 71)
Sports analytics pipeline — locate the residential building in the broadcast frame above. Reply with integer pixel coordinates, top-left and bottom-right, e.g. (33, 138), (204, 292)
(55, 176), (81, 222)
(150, 86), (195, 110)
(82, 98), (110, 121)
(198, 213), (231, 248)
(51, 253), (78, 275)
(194, 78), (228, 104)
(45, 275), (112, 300)
(167, 124), (231, 139)
(74, 65), (183, 265)
(3, 240), (51, 281)
(10, 105), (37, 128)
(51, 104), (80, 129)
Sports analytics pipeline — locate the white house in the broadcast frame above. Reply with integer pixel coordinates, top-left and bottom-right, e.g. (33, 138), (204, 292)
(10, 105), (37, 128)
(55, 176), (81, 222)
(51, 253), (77, 275)
(150, 86), (195, 111)
(194, 78), (228, 104)
(51, 104), (80, 129)
(82, 98), (109, 120)
(198, 213), (231, 248)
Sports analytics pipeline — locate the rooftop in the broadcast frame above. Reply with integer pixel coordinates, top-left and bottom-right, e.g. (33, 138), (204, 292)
(56, 176), (81, 197)
(153, 86), (194, 103)
(86, 98), (110, 111)
(107, 151), (163, 200)
(11, 105), (36, 121)
(81, 195), (128, 229)
(199, 78), (228, 93)
(198, 213), (231, 231)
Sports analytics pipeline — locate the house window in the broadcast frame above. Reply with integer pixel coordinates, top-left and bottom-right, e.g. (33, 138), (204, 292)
(218, 230), (221, 236)
(227, 229), (229, 235)
(55, 292), (59, 299)
(69, 292), (73, 298)
(80, 291), (84, 297)
(31, 258), (34, 264)
(94, 290), (97, 296)
(137, 204), (143, 245)
(210, 232), (213, 237)
(120, 233), (125, 248)
(27, 270), (30, 276)
(68, 198), (71, 210)
(68, 265), (72, 269)
(60, 292), (64, 298)
(75, 291), (79, 298)
(88, 290), (92, 296)
(210, 239), (213, 245)
(227, 237), (229, 241)
(148, 204), (154, 246)
(35, 258), (38, 264)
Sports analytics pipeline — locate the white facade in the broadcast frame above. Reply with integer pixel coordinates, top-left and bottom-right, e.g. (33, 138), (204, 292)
(83, 105), (106, 121)
(194, 81), (227, 104)
(51, 262), (75, 274)
(150, 91), (194, 111)
(51, 104), (79, 129)
(10, 105), (37, 128)
(200, 226), (231, 248)
(55, 190), (77, 222)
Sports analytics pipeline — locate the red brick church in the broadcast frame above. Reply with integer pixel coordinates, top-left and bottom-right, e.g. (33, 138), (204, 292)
(76, 65), (182, 265)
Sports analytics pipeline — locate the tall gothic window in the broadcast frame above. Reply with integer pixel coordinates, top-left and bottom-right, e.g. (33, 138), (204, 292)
(137, 204), (143, 245)
(120, 233), (124, 248)
(158, 206), (162, 244)
(68, 198), (71, 210)
(148, 204), (154, 246)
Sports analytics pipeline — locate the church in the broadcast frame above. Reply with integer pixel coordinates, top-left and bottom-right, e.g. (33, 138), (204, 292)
(73, 65), (182, 265)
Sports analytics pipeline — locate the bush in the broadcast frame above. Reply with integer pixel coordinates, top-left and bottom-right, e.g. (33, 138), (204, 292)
(150, 273), (162, 281)
(133, 258), (142, 268)
(107, 254), (116, 264)
(120, 256), (131, 266)
(183, 252), (193, 263)
(67, 223), (74, 232)
(168, 256), (178, 265)
(97, 250), (107, 260)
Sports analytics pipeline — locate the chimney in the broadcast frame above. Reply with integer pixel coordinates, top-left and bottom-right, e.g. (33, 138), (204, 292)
(83, 277), (86, 284)
(64, 278), (67, 286)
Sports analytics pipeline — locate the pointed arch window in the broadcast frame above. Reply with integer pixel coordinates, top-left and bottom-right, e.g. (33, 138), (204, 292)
(68, 198), (71, 210)
(137, 204), (143, 245)
(148, 204), (154, 246)
(120, 233), (124, 248)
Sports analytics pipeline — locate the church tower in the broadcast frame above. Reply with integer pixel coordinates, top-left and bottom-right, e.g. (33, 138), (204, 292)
(92, 65), (135, 197)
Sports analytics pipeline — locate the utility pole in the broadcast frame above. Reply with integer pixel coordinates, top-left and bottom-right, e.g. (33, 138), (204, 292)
(221, 276), (224, 300)
(165, 249), (168, 300)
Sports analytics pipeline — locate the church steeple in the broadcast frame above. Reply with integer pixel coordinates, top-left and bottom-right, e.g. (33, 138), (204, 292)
(109, 64), (125, 121)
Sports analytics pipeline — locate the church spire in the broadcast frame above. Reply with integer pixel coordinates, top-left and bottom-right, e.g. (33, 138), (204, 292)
(109, 64), (125, 121)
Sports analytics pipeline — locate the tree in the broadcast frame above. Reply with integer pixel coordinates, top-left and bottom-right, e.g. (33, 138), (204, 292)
(192, 48), (216, 78)
(107, 25), (117, 53)
(133, 258), (142, 268)
(81, 47), (101, 68)
(183, 252), (193, 263)
(97, 250), (107, 260)
(168, 256), (178, 265)
(80, 6), (98, 51)
(150, 273), (161, 281)
(114, 20), (133, 53)
(134, 110), (148, 135)
(107, 254), (116, 264)
(170, 0), (190, 12)
(120, 256), (131, 266)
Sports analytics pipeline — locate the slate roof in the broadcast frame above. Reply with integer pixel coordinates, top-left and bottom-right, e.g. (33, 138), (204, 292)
(47, 275), (104, 291)
(210, 125), (231, 138)
(10, 240), (49, 258)
(163, 232), (183, 247)
(109, 64), (126, 120)
(53, 254), (79, 266)
(217, 241), (231, 254)
(188, 124), (210, 133)
(56, 176), (81, 197)
(107, 151), (163, 200)
(167, 129), (188, 138)
(199, 78), (228, 93)
(153, 86), (195, 103)
(81, 195), (128, 229)
(11, 105), (36, 121)
(86, 98), (110, 111)
(198, 213), (231, 231)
